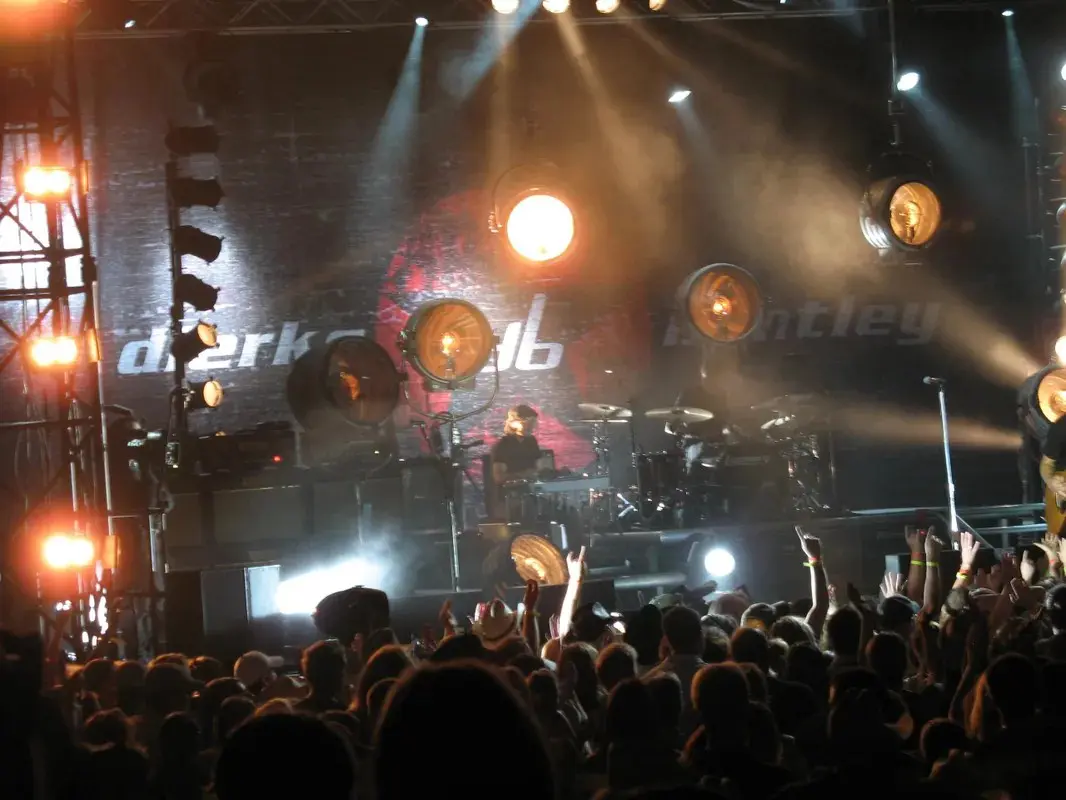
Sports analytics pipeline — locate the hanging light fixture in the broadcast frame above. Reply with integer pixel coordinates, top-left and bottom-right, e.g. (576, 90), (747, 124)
(860, 174), (942, 252)
(679, 264), (764, 343)
(490, 163), (581, 267)
(399, 299), (495, 390)
(287, 336), (402, 429)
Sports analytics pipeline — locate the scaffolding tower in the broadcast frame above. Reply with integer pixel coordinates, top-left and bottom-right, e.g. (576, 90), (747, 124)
(0, 4), (118, 663)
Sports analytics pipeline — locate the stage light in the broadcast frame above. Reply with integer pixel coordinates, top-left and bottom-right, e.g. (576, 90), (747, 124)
(680, 263), (764, 343)
(649, 0), (666, 9)
(1001, 9), (1013, 16)
(415, 15), (428, 26)
(543, 0), (569, 13)
(1060, 62), (1066, 82)
(596, 0), (619, 12)
(897, 71), (920, 92)
(668, 89), (691, 104)
(171, 321), (218, 365)
(509, 534), (568, 584)
(860, 177), (942, 251)
(493, 0), (520, 11)
(1019, 364), (1066, 444)
(504, 193), (576, 264)
(28, 335), (79, 369)
(287, 336), (401, 429)
(1055, 336), (1066, 364)
(21, 166), (72, 200)
(187, 378), (223, 410)
(703, 547), (736, 579)
(399, 299), (494, 389)
(124, 19), (136, 28)
(175, 225), (223, 264)
(174, 273), (219, 312)
(42, 534), (95, 570)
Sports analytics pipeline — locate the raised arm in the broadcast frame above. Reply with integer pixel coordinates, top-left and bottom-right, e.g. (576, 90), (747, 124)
(797, 526), (829, 638)
(904, 525), (927, 605)
(556, 547), (586, 641)
(922, 526), (943, 615)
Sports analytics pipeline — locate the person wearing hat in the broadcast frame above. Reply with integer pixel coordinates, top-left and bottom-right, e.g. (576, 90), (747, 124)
(133, 662), (203, 757)
(234, 651), (286, 700)
(473, 598), (521, 650)
(490, 405), (541, 485)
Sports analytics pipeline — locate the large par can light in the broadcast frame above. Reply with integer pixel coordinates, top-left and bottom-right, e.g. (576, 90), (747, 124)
(490, 163), (581, 267)
(860, 176), (942, 251)
(680, 263), (764, 343)
(399, 299), (495, 390)
(1019, 364), (1066, 444)
(287, 336), (401, 429)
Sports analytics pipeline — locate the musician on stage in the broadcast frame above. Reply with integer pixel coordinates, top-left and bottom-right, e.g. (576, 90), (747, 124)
(491, 404), (541, 485)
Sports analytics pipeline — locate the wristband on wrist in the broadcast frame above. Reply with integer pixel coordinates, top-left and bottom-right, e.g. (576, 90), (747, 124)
(925, 561), (939, 568)
(804, 558), (822, 568)
(956, 569), (972, 581)
(910, 559), (925, 567)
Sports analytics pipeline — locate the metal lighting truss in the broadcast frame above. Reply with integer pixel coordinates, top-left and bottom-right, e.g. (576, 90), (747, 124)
(71, 0), (1062, 37)
(0, 8), (116, 657)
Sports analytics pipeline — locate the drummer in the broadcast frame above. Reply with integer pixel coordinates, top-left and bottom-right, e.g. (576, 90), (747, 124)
(491, 404), (542, 485)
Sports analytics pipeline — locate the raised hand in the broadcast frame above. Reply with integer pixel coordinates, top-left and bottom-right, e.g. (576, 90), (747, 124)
(904, 524), (924, 554)
(881, 571), (906, 598)
(566, 546), (587, 583)
(924, 525), (944, 560)
(795, 525), (822, 560)
(958, 530), (981, 571)
(522, 578), (541, 611)
(439, 599), (457, 637)
(989, 553), (1019, 594)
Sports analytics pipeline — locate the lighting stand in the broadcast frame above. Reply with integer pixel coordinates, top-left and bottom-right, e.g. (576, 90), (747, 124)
(401, 357), (500, 592)
(926, 377), (959, 533)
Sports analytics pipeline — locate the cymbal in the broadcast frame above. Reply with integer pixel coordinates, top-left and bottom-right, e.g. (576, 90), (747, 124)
(645, 406), (715, 424)
(578, 403), (632, 423)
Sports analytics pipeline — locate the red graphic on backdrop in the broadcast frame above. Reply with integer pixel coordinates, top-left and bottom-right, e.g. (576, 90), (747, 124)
(373, 190), (652, 472)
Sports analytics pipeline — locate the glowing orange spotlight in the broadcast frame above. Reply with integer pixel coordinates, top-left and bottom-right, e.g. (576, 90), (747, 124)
(42, 533), (95, 570)
(505, 193), (576, 264)
(21, 165), (73, 201)
(28, 335), (79, 368)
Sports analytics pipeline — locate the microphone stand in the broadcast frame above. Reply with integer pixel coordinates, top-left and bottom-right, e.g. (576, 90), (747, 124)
(926, 377), (958, 533)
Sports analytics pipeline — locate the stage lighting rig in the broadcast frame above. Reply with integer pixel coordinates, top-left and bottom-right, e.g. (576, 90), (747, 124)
(1019, 363), (1066, 443)
(19, 165), (74, 201)
(166, 119), (226, 460)
(171, 321), (218, 365)
(860, 2), (941, 255)
(287, 335), (402, 430)
(860, 171), (942, 252)
(187, 379), (224, 411)
(679, 264), (764, 343)
(398, 298), (500, 592)
(399, 299), (496, 392)
(489, 163), (580, 267)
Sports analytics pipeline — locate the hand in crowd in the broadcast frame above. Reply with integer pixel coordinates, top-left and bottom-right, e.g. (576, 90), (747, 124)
(794, 525), (821, 560)
(881, 571), (906, 598)
(567, 546), (587, 583)
(958, 529), (981, 571)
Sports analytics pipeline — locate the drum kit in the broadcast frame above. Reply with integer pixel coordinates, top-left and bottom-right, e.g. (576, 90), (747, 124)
(570, 394), (836, 531)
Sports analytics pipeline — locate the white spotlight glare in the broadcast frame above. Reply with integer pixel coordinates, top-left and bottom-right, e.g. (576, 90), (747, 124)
(1061, 61), (1066, 82)
(415, 15), (428, 26)
(492, 0), (520, 12)
(543, 0), (569, 12)
(275, 558), (387, 616)
(1001, 9), (1013, 17)
(897, 71), (920, 92)
(596, 0), (620, 12)
(124, 19), (136, 28)
(668, 89), (692, 104)
(649, 0), (666, 9)
(1055, 336), (1066, 364)
(703, 547), (736, 579)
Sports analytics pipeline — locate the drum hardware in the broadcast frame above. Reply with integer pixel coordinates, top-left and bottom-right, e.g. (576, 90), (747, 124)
(578, 402), (632, 478)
